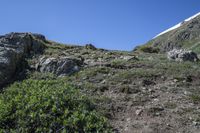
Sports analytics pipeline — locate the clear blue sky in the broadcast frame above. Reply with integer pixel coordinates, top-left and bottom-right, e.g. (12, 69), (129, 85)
(0, 0), (200, 51)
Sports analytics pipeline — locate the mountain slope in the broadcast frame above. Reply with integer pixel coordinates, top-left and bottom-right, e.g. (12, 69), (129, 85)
(144, 12), (200, 53)
(1, 33), (200, 132)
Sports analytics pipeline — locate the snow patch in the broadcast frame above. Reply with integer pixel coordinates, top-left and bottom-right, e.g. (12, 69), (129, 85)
(185, 12), (200, 21)
(154, 12), (200, 38)
(154, 23), (182, 38)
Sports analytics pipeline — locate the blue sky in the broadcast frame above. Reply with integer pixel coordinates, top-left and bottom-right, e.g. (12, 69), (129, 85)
(0, 0), (200, 51)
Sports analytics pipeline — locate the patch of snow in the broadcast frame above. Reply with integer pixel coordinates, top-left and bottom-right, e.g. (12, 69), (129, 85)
(154, 23), (182, 38)
(154, 12), (200, 38)
(185, 12), (200, 22)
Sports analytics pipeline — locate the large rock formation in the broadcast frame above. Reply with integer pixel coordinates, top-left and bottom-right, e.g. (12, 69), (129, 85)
(167, 49), (199, 62)
(36, 56), (83, 76)
(0, 32), (46, 87)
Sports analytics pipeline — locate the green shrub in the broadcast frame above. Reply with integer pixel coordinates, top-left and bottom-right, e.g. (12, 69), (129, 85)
(111, 68), (161, 81)
(76, 67), (111, 78)
(139, 45), (160, 53)
(28, 72), (57, 80)
(110, 59), (126, 68)
(0, 79), (111, 132)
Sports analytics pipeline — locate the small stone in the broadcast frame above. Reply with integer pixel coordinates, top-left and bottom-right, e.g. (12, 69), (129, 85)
(135, 109), (143, 116)
(142, 87), (147, 90)
(155, 112), (160, 116)
(184, 91), (189, 95)
(153, 98), (159, 102)
(126, 118), (131, 122)
(148, 89), (154, 93)
(83, 77), (88, 80)
(101, 80), (106, 84)
(173, 79), (178, 83)
(193, 121), (198, 126)
(161, 76), (165, 79)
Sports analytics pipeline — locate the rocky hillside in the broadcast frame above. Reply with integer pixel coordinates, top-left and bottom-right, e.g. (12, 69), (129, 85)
(0, 33), (46, 87)
(1, 32), (200, 132)
(138, 12), (200, 53)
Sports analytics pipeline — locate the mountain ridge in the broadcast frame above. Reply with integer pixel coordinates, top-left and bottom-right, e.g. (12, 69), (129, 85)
(138, 12), (200, 53)
(154, 12), (200, 38)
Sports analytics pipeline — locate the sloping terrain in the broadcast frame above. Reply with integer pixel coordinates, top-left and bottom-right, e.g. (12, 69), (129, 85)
(138, 13), (200, 53)
(0, 32), (200, 132)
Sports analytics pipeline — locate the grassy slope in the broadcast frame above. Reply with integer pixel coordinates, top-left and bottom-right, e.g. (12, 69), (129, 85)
(1, 41), (200, 132)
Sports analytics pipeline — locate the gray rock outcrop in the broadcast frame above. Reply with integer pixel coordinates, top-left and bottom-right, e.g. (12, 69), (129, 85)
(36, 56), (83, 76)
(0, 32), (46, 87)
(85, 44), (97, 50)
(167, 49), (199, 62)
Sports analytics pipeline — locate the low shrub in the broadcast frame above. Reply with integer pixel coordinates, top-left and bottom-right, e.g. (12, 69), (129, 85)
(0, 79), (111, 132)
(139, 45), (160, 53)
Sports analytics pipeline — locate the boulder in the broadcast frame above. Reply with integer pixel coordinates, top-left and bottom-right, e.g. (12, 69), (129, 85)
(120, 55), (139, 61)
(167, 49), (199, 62)
(36, 56), (83, 76)
(0, 32), (46, 87)
(85, 44), (97, 50)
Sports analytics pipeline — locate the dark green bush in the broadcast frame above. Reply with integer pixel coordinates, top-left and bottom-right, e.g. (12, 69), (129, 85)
(139, 46), (160, 53)
(0, 79), (111, 133)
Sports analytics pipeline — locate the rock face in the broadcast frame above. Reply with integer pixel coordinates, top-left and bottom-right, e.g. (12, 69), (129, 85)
(36, 56), (83, 76)
(0, 32), (46, 87)
(167, 49), (199, 62)
(0, 32), (85, 87)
